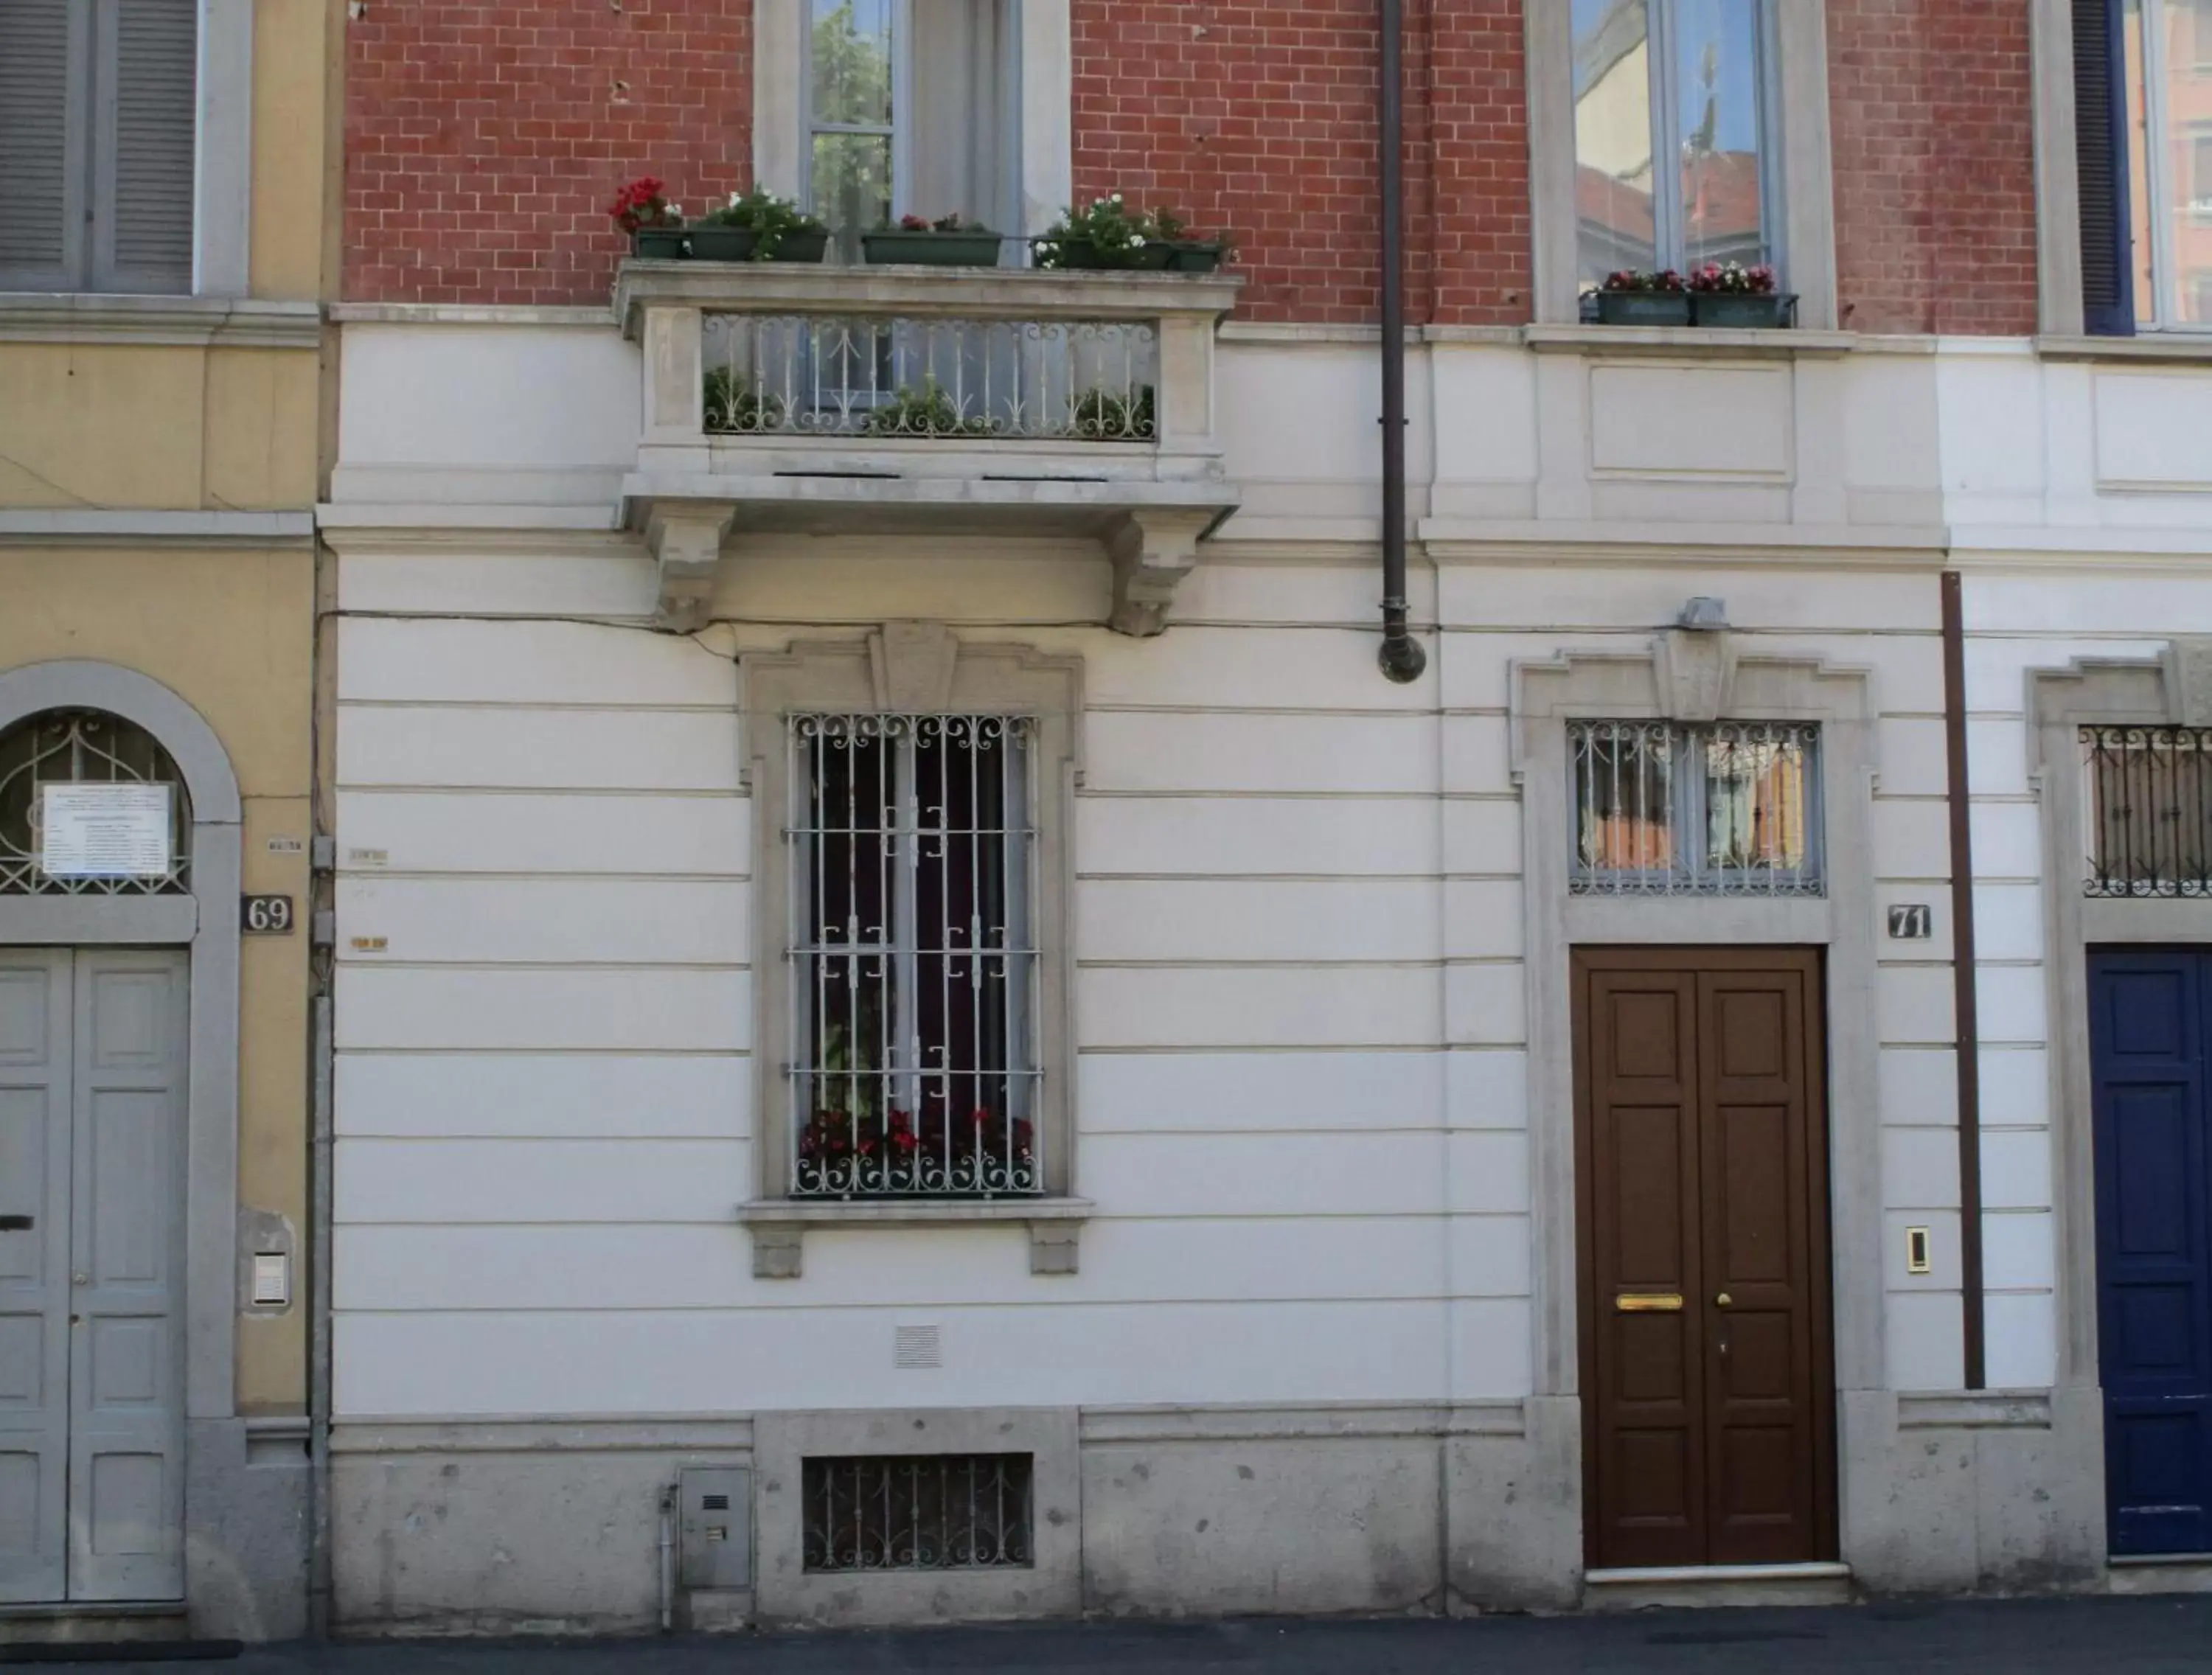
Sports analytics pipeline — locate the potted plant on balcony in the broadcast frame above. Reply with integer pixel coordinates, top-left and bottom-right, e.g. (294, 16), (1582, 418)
(1595, 268), (1691, 327)
(689, 187), (830, 263)
(861, 378), (1002, 439)
(609, 175), (686, 259)
(1687, 262), (1791, 329)
(1071, 385), (1155, 441)
(1150, 209), (1233, 274)
(1033, 195), (1176, 270)
(863, 212), (1005, 268)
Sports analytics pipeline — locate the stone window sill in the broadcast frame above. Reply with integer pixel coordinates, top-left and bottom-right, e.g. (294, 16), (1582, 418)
(2037, 332), (2212, 365)
(0, 291), (321, 349)
(737, 1197), (1093, 1280)
(1524, 323), (1856, 359)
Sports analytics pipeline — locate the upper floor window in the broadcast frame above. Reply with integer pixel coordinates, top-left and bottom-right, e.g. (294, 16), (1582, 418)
(1569, 719), (1822, 896)
(0, 0), (197, 295)
(804, 0), (1018, 262)
(2079, 0), (2212, 331)
(1571, 0), (1779, 288)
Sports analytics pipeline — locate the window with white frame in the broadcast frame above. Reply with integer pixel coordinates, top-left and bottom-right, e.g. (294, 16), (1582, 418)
(1571, 0), (1780, 288)
(1568, 720), (1823, 896)
(787, 712), (1041, 1198)
(804, 0), (1020, 261)
(0, 0), (197, 293)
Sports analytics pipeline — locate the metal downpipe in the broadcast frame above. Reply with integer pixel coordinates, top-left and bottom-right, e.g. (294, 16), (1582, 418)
(1378, 0), (1425, 683)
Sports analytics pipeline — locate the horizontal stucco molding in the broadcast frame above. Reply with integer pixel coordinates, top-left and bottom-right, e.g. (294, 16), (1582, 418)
(0, 509), (316, 546)
(0, 293), (321, 348)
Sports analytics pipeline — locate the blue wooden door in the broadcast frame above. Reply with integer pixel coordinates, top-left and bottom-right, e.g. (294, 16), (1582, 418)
(2090, 951), (2212, 1556)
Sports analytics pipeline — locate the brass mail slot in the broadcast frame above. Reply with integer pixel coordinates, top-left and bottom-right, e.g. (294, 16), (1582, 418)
(1615, 1292), (1684, 1313)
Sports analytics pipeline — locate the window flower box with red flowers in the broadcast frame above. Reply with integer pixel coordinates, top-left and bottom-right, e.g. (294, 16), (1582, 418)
(610, 175), (686, 260)
(1594, 268), (1691, 327)
(1687, 262), (1792, 329)
(796, 1105), (1040, 1199)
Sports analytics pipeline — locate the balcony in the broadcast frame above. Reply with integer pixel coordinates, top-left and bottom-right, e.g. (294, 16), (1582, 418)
(614, 261), (1244, 633)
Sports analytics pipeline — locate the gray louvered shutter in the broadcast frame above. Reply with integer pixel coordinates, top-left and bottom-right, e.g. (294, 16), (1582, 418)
(0, 0), (85, 289)
(95, 0), (197, 293)
(2073, 0), (2133, 335)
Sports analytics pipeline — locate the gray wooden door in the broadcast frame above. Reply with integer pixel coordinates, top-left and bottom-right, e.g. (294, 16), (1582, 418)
(0, 951), (72, 1603)
(0, 950), (186, 1604)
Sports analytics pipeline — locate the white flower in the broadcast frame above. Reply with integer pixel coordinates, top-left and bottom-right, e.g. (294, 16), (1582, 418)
(669, 203), (682, 217)
(1110, 192), (1122, 203)
(729, 191), (741, 208)
(1130, 234), (1146, 247)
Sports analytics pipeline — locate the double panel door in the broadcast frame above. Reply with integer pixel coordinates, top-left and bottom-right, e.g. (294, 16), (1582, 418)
(0, 948), (188, 1604)
(1574, 947), (1837, 1570)
(2090, 950), (2212, 1556)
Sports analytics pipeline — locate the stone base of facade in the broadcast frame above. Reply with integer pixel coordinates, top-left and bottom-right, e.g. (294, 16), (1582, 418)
(186, 1418), (311, 1643)
(327, 1393), (2112, 1635)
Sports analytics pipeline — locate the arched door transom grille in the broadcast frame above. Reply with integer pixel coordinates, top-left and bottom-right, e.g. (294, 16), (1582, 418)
(0, 709), (192, 894)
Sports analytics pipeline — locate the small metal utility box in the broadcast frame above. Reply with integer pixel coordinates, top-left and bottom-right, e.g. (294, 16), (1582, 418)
(678, 1466), (753, 1591)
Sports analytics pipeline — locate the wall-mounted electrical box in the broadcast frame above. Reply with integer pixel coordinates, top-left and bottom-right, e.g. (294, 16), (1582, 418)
(1906, 1226), (1933, 1276)
(678, 1466), (752, 1592)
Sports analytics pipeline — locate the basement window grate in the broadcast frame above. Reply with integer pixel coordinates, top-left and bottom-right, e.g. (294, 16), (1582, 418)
(801, 1452), (1034, 1573)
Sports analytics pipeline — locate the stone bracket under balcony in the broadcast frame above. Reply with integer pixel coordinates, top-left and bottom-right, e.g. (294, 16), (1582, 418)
(616, 261), (1243, 635)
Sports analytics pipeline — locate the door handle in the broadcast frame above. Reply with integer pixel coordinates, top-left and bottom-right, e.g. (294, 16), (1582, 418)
(72, 1272), (89, 1287)
(1715, 1292), (1732, 1308)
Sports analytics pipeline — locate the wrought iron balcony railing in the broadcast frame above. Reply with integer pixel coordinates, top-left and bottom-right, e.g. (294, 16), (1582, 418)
(703, 315), (1157, 443)
(613, 261), (1245, 635)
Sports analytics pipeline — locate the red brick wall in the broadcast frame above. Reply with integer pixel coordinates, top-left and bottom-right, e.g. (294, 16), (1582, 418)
(345, 1), (751, 305)
(1068, 0), (1528, 325)
(1828, 0), (2039, 335)
(343, 0), (1530, 322)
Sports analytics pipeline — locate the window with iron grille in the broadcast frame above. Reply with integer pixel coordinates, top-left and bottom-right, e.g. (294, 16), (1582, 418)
(2082, 725), (2212, 896)
(802, 1452), (1034, 1573)
(0, 709), (191, 896)
(1569, 719), (1822, 896)
(787, 714), (1040, 1198)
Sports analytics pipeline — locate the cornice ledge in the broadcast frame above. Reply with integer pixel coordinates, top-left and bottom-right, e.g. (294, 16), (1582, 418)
(0, 292), (322, 348)
(329, 301), (616, 330)
(0, 507), (314, 547)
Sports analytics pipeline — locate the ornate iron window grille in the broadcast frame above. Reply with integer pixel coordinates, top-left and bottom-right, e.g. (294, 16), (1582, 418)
(802, 1454), (1034, 1573)
(0, 709), (192, 896)
(2081, 725), (2212, 897)
(1568, 720), (1823, 896)
(787, 713), (1041, 1199)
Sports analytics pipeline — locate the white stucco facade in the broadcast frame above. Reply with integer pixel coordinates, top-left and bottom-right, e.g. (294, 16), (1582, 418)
(317, 301), (2212, 1629)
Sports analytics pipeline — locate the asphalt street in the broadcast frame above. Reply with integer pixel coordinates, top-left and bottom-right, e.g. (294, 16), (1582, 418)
(31, 1597), (2212, 1674)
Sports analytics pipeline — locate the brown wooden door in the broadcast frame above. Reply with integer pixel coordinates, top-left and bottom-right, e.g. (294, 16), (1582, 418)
(1573, 947), (1836, 1571)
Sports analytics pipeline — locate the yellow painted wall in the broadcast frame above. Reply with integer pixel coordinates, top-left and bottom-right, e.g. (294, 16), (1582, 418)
(2, 0), (338, 1416)
(0, 548), (315, 1410)
(0, 344), (319, 512)
(251, 0), (335, 302)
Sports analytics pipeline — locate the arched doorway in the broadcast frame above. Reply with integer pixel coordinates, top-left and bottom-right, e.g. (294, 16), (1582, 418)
(0, 666), (243, 1612)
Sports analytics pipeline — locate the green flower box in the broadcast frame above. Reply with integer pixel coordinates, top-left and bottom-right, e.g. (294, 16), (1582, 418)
(862, 230), (1005, 267)
(1596, 290), (1692, 327)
